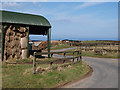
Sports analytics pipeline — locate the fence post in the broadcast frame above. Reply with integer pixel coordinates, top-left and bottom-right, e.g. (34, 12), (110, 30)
(73, 52), (74, 62)
(47, 29), (50, 58)
(33, 52), (36, 74)
(1, 25), (4, 61)
(51, 53), (53, 58)
(50, 62), (53, 66)
(63, 52), (66, 63)
(27, 27), (29, 58)
(77, 51), (79, 61)
(80, 51), (82, 61)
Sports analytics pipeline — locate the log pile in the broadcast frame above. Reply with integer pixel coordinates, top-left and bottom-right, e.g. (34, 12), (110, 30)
(3, 25), (28, 60)
(32, 41), (48, 50)
(38, 41), (48, 50)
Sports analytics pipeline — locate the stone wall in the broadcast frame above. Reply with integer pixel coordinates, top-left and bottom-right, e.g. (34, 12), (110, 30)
(2, 24), (28, 60)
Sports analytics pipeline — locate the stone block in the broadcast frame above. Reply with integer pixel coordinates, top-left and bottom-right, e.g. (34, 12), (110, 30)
(20, 37), (27, 49)
(21, 49), (27, 59)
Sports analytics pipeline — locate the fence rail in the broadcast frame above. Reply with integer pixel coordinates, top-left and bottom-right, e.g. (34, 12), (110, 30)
(33, 50), (82, 74)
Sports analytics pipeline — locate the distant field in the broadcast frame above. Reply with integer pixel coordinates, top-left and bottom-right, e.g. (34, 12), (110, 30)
(81, 46), (118, 51)
(50, 41), (119, 59)
(81, 40), (120, 43)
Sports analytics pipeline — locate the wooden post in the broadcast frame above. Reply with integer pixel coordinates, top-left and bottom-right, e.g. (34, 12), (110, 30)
(33, 52), (36, 74)
(80, 42), (82, 53)
(77, 51), (79, 61)
(27, 27), (29, 58)
(73, 52), (74, 62)
(63, 52), (66, 63)
(47, 29), (50, 58)
(51, 53), (53, 58)
(50, 62), (53, 66)
(80, 51), (82, 61)
(1, 25), (4, 61)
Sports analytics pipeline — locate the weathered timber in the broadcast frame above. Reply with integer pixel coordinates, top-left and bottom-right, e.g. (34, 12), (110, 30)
(33, 50), (82, 74)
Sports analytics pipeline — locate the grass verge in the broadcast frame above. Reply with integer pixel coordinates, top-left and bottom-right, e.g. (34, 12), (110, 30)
(53, 47), (118, 59)
(2, 60), (90, 88)
(82, 51), (118, 58)
(51, 44), (118, 59)
(65, 50), (118, 59)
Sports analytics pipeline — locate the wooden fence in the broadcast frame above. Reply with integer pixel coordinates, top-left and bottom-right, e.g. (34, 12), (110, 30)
(33, 50), (82, 74)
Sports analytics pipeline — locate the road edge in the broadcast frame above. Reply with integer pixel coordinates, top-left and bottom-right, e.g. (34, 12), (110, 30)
(55, 64), (93, 88)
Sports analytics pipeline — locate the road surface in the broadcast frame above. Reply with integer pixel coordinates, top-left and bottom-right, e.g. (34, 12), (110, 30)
(51, 47), (77, 52)
(52, 47), (118, 88)
(62, 57), (118, 88)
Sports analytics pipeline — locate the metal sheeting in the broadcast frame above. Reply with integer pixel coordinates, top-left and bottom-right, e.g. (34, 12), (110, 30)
(0, 10), (51, 28)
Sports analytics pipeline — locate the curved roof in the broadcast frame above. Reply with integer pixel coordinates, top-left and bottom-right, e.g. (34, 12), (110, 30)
(0, 10), (51, 28)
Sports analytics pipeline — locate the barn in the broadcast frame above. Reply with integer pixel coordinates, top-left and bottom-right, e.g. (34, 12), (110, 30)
(0, 10), (51, 61)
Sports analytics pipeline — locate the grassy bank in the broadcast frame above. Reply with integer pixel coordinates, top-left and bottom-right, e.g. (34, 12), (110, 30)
(65, 50), (118, 59)
(2, 60), (90, 88)
(82, 51), (118, 58)
(50, 44), (118, 59)
(51, 44), (74, 50)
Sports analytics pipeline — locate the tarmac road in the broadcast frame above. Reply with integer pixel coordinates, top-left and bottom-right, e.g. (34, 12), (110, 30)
(62, 57), (118, 88)
(52, 47), (118, 88)
(51, 47), (77, 52)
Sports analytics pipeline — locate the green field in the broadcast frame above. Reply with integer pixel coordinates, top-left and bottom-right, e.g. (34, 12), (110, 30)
(2, 40), (118, 88)
(63, 50), (118, 59)
(2, 60), (90, 88)
(50, 42), (118, 59)
(81, 40), (118, 43)
(82, 51), (118, 58)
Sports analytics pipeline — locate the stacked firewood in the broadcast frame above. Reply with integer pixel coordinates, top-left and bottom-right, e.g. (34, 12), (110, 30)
(32, 41), (48, 50)
(38, 41), (48, 50)
(3, 25), (28, 60)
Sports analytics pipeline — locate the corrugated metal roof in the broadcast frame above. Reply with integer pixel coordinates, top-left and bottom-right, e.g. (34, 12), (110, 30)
(0, 10), (51, 28)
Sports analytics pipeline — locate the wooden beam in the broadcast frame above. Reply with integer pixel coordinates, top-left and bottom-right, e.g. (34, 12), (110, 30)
(27, 27), (29, 58)
(47, 29), (50, 58)
(33, 52), (36, 74)
(1, 25), (4, 61)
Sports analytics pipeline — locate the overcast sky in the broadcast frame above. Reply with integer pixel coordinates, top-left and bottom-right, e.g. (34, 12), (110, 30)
(1, 2), (118, 40)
